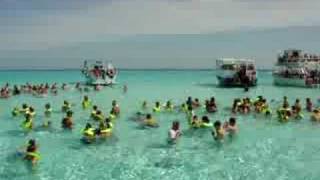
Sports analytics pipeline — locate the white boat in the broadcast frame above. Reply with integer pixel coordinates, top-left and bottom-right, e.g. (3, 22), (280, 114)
(81, 60), (117, 85)
(273, 49), (320, 87)
(216, 58), (257, 87)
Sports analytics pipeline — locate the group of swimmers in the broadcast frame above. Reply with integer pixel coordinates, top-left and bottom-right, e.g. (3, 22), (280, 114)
(13, 93), (320, 166)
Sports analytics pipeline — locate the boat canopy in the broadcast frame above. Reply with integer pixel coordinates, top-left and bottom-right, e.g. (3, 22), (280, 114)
(216, 58), (255, 70)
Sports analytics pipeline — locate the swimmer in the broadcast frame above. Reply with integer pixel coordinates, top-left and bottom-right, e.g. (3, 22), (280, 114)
(212, 120), (225, 141)
(82, 95), (92, 109)
(62, 111), (73, 129)
(12, 106), (20, 117)
(153, 102), (161, 113)
(61, 100), (71, 112)
(192, 98), (201, 109)
(21, 113), (33, 130)
(190, 115), (201, 128)
(142, 101), (148, 109)
(168, 121), (181, 144)
(200, 116), (213, 128)
(44, 103), (52, 118)
(112, 100), (120, 116)
(27, 107), (36, 118)
(311, 109), (320, 122)
(82, 123), (96, 143)
(20, 104), (29, 115)
(97, 118), (113, 137)
(94, 110), (105, 121)
(143, 114), (159, 128)
(223, 117), (238, 136)
(91, 105), (98, 118)
(306, 98), (313, 112)
(24, 139), (40, 165)
(186, 106), (195, 124)
(164, 100), (174, 112)
(109, 109), (117, 121)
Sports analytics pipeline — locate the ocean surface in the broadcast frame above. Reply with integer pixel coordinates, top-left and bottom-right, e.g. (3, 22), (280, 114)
(0, 70), (319, 180)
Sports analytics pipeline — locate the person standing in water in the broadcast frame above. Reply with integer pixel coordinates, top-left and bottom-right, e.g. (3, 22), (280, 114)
(168, 121), (181, 144)
(24, 139), (40, 166)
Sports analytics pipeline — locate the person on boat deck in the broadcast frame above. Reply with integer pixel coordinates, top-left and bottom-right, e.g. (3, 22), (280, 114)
(212, 120), (225, 141)
(143, 113), (159, 127)
(62, 111), (73, 129)
(112, 100), (120, 116)
(192, 98), (201, 109)
(223, 117), (238, 135)
(153, 101), (161, 113)
(311, 109), (320, 122)
(190, 115), (201, 128)
(206, 97), (217, 113)
(44, 103), (52, 118)
(200, 116), (213, 128)
(61, 100), (71, 112)
(24, 139), (39, 165)
(168, 121), (181, 144)
(306, 98), (313, 112)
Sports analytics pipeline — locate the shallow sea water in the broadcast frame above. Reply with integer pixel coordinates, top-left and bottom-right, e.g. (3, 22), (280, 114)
(0, 70), (320, 180)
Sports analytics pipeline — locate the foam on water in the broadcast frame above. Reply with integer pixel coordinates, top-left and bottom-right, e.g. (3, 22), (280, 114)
(0, 70), (319, 180)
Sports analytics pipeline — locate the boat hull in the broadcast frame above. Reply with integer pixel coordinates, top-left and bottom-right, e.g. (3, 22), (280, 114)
(273, 76), (307, 87)
(216, 76), (257, 87)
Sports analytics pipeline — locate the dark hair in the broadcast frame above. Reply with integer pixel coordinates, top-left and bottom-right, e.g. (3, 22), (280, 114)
(229, 117), (236, 125)
(93, 105), (98, 110)
(28, 139), (36, 146)
(202, 116), (210, 123)
(66, 111), (73, 117)
(85, 123), (92, 129)
(146, 114), (152, 119)
(214, 120), (221, 128)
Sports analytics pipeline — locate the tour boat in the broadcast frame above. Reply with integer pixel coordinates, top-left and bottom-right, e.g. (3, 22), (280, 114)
(81, 60), (117, 85)
(216, 58), (257, 87)
(273, 49), (320, 87)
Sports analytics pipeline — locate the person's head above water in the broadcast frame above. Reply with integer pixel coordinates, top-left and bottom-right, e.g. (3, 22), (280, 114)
(155, 102), (160, 107)
(214, 120), (221, 129)
(28, 139), (36, 146)
(22, 103), (28, 109)
(45, 103), (51, 109)
(84, 95), (89, 101)
(105, 118), (111, 124)
(66, 111), (73, 117)
(85, 123), (92, 129)
(202, 116), (210, 123)
(229, 117), (236, 126)
(112, 100), (117, 106)
(93, 105), (98, 110)
(146, 113), (152, 119)
(172, 121), (180, 131)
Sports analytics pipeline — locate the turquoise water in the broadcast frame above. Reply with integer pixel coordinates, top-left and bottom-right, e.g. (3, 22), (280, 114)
(0, 70), (320, 180)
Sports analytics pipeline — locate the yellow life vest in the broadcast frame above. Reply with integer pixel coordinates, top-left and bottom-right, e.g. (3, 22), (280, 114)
(83, 128), (95, 137)
(21, 120), (33, 129)
(109, 114), (116, 121)
(26, 152), (41, 160)
(201, 122), (213, 128)
(153, 106), (161, 113)
(82, 100), (91, 109)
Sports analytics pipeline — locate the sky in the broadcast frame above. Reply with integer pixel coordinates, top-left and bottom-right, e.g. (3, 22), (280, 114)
(1, 0), (320, 69)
